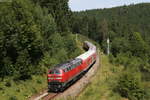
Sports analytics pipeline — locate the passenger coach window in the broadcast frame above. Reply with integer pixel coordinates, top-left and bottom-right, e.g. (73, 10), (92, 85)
(73, 65), (75, 68)
(79, 61), (81, 65)
(67, 68), (70, 71)
(78, 62), (80, 66)
(64, 69), (67, 72)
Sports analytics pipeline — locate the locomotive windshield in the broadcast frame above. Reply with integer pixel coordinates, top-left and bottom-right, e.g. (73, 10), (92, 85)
(49, 69), (61, 74)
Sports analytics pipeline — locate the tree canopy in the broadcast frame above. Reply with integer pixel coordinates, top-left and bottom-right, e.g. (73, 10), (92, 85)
(0, 0), (81, 81)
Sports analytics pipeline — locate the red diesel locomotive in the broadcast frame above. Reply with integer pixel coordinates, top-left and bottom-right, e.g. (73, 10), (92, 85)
(47, 41), (97, 92)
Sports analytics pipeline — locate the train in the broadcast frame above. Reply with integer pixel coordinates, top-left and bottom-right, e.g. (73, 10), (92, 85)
(47, 41), (97, 92)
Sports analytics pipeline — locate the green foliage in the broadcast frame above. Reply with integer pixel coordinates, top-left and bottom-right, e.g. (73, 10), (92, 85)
(64, 34), (81, 58)
(0, 0), (81, 81)
(15, 49), (32, 80)
(36, 79), (42, 84)
(111, 37), (131, 56)
(72, 3), (150, 58)
(33, 0), (72, 32)
(0, 0), (47, 80)
(5, 81), (11, 87)
(9, 96), (17, 100)
(0, 75), (47, 100)
(130, 32), (149, 59)
(74, 3), (150, 100)
(0, 0), (83, 99)
(97, 19), (109, 43)
(115, 71), (146, 100)
(76, 54), (124, 100)
(42, 33), (81, 68)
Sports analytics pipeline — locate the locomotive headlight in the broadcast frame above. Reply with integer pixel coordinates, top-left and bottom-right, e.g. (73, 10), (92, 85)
(55, 77), (62, 79)
(48, 77), (53, 79)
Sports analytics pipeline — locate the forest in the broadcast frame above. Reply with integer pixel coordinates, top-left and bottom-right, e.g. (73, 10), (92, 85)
(72, 3), (150, 100)
(0, 0), (150, 100)
(0, 0), (81, 81)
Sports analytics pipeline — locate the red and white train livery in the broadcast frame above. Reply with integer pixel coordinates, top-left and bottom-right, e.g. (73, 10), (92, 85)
(47, 41), (97, 92)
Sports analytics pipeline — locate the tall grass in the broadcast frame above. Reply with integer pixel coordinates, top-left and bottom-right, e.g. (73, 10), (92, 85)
(0, 75), (47, 100)
(76, 54), (126, 100)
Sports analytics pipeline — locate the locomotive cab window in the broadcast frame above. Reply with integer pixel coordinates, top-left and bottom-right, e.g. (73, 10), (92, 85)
(49, 69), (61, 74)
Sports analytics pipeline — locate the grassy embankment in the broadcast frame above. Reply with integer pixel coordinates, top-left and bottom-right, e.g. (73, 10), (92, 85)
(76, 53), (127, 100)
(75, 34), (126, 100)
(0, 75), (47, 100)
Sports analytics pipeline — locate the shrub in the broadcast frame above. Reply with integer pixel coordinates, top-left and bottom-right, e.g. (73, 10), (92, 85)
(36, 79), (42, 84)
(0, 87), (3, 91)
(5, 81), (11, 87)
(31, 87), (37, 94)
(115, 71), (146, 100)
(9, 96), (17, 100)
(108, 53), (115, 64)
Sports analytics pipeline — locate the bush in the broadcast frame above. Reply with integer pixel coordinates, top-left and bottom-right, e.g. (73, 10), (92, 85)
(0, 87), (3, 91)
(5, 81), (11, 87)
(114, 53), (131, 67)
(9, 96), (17, 100)
(36, 79), (42, 84)
(31, 87), (37, 94)
(144, 88), (150, 100)
(115, 71), (146, 100)
(108, 54), (115, 64)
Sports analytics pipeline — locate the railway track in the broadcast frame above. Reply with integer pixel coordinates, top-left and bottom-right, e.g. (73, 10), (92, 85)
(42, 93), (59, 100)
(31, 92), (59, 100)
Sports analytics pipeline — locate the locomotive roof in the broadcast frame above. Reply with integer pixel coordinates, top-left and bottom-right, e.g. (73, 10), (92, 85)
(77, 50), (95, 60)
(53, 58), (82, 70)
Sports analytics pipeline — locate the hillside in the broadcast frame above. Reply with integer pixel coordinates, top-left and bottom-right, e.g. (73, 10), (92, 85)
(72, 3), (150, 43)
(0, 0), (81, 99)
(77, 53), (125, 100)
(72, 3), (150, 100)
(0, 0), (81, 80)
